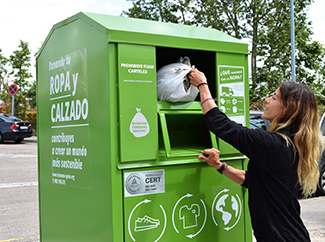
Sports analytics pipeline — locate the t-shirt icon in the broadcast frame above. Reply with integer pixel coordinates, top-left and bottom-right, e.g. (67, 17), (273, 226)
(179, 204), (200, 229)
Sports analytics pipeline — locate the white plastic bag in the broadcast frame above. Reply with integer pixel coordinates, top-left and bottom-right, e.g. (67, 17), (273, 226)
(157, 57), (199, 102)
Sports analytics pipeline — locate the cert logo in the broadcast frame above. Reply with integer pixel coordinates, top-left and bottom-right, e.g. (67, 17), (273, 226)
(126, 173), (142, 194)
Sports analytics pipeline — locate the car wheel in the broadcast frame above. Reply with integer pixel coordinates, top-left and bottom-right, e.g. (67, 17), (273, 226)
(0, 132), (3, 144)
(317, 166), (325, 196)
(14, 138), (24, 144)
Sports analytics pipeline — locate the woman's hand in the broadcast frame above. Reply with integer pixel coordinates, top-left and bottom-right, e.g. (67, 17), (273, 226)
(199, 148), (247, 185)
(188, 69), (207, 87)
(198, 148), (222, 169)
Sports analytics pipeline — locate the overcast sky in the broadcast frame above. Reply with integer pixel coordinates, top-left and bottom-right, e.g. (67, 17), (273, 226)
(1, 0), (325, 81)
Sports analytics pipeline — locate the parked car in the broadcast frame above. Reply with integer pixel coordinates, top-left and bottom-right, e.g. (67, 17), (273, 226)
(317, 113), (325, 196)
(0, 113), (33, 143)
(317, 152), (325, 196)
(250, 110), (325, 196)
(249, 110), (270, 130)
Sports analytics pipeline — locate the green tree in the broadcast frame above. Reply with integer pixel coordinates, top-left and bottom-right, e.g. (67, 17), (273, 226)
(0, 49), (10, 112)
(191, 0), (270, 89)
(0, 49), (9, 95)
(9, 40), (33, 117)
(123, 0), (325, 104)
(27, 80), (36, 109)
(122, 0), (192, 24)
(252, 0), (325, 102)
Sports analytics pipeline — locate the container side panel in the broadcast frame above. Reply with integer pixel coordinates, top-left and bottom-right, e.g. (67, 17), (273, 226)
(216, 52), (249, 155)
(37, 19), (114, 241)
(118, 44), (158, 162)
(123, 161), (247, 241)
(108, 43), (125, 242)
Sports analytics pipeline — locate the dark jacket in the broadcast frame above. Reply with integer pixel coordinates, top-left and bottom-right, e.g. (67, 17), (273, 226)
(205, 107), (310, 242)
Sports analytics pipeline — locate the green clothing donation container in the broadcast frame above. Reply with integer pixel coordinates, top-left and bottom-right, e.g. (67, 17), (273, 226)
(36, 12), (252, 242)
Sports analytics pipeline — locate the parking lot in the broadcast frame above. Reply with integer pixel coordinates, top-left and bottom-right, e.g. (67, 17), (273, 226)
(0, 136), (325, 242)
(0, 136), (39, 242)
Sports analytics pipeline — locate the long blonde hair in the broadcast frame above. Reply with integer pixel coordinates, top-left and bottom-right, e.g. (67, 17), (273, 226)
(268, 82), (324, 198)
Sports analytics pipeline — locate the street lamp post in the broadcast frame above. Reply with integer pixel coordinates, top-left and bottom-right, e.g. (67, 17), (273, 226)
(291, 0), (296, 82)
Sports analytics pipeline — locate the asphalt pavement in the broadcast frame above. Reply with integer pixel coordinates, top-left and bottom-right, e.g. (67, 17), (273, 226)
(0, 136), (39, 242)
(300, 196), (325, 242)
(0, 136), (325, 242)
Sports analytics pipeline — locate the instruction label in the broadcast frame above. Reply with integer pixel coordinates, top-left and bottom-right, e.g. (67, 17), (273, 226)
(118, 44), (157, 162)
(218, 65), (245, 125)
(125, 169), (165, 197)
(49, 48), (91, 189)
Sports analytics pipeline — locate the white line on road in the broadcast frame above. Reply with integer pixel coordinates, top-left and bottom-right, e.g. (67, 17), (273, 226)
(0, 154), (37, 158)
(0, 182), (38, 189)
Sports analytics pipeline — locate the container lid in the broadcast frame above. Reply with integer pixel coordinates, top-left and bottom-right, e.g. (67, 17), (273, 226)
(37, 12), (248, 58)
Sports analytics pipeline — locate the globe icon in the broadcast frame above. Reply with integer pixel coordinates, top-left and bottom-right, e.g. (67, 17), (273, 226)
(212, 189), (242, 231)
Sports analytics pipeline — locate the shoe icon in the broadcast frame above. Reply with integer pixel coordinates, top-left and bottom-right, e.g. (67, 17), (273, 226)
(135, 215), (160, 231)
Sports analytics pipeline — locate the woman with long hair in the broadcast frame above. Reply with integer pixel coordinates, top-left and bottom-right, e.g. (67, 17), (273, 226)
(188, 69), (324, 242)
